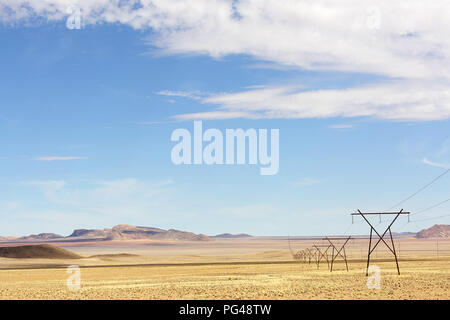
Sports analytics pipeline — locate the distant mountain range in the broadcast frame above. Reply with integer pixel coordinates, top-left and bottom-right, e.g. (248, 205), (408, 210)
(18, 233), (63, 241)
(1, 224), (448, 243)
(213, 233), (252, 238)
(67, 224), (212, 241)
(0, 224), (211, 242)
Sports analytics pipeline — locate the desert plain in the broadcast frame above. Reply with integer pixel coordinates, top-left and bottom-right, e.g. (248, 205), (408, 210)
(0, 236), (448, 300)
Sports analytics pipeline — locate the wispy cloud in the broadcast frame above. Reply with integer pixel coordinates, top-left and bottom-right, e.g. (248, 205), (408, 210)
(329, 124), (356, 130)
(24, 180), (67, 203)
(174, 111), (257, 120)
(34, 156), (87, 161)
(0, 201), (21, 210)
(20, 178), (175, 217)
(423, 158), (450, 169)
(25, 180), (66, 189)
(135, 119), (180, 125)
(136, 121), (166, 125)
(156, 90), (207, 100)
(3, 1), (450, 123)
(244, 63), (302, 71)
(294, 178), (321, 187)
(173, 82), (450, 121)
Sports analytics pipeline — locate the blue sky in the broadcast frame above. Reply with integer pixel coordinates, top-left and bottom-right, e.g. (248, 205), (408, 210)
(0, 1), (449, 236)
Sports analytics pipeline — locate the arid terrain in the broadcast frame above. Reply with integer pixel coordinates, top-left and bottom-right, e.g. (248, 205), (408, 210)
(0, 235), (448, 300)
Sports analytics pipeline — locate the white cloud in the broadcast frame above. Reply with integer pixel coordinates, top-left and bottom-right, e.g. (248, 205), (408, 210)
(1, 0), (449, 80)
(34, 156), (87, 161)
(423, 158), (450, 169)
(17, 178), (176, 222)
(156, 90), (207, 100)
(3, 1), (450, 121)
(24, 180), (67, 202)
(175, 110), (257, 120)
(26, 180), (66, 189)
(0, 201), (21, 210)
(136, 121), (164, 125)
(0, 178), (179, 235)
(329, 124), (355, 130)
(90, 178), (171, 204)
(27, 178), (173, 206)
(173, 82), (450, 121)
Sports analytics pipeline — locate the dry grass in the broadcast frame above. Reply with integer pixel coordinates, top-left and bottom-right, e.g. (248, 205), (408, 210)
(0, 238), (448, 300)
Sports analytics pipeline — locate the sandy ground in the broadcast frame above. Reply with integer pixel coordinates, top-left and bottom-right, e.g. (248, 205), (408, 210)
(0, 237), (448, 299)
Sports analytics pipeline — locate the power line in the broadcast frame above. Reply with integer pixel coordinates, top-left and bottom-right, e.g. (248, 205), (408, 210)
(348, 167), (449, 231)
(342, 222), (353, 236)
(384, 168), (450, 212)
(410, 213), (450, 222)
(412, 197), (450, 216)
(395, 211), (450, 232)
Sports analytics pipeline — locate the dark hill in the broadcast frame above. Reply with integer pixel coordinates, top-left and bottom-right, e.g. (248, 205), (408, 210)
(0, 244), (82, 259)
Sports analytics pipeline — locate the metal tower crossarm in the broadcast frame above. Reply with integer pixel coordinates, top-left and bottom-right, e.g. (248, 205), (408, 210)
(351, 209), (410, 275)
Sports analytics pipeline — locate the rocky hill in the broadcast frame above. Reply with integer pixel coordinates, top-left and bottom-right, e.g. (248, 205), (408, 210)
(416, 224), (449, 238)
(66, 224), (211, 241)
(19, 233), (63, 241)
